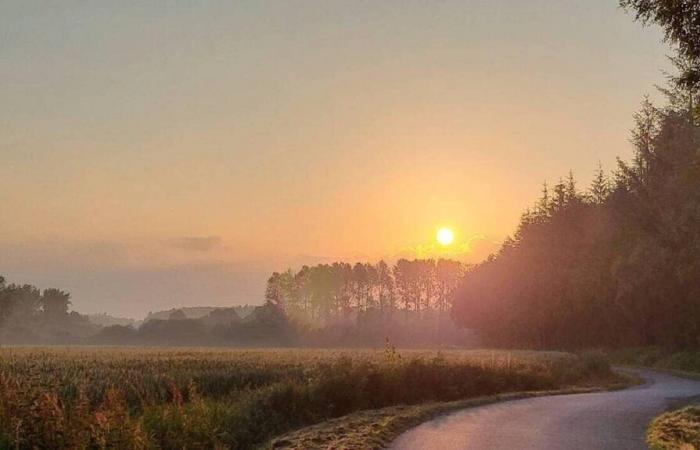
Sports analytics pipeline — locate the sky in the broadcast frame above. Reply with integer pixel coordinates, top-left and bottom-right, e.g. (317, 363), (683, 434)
(1, 0), (671, 318)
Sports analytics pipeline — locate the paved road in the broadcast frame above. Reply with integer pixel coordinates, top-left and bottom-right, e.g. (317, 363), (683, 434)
(388, 369), (700, 450)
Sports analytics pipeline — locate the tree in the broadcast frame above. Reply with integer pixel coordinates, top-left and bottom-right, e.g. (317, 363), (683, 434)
(436, 259), (463, 312)
(589, 162), (610, 204)
(621, 0), (700, 97)
(265, 270), (294, 309)
(376, 260), (395, 311)
(453, 95), (700, 349)
(40, 288), (71, 319)
(352, 263), (369, 311)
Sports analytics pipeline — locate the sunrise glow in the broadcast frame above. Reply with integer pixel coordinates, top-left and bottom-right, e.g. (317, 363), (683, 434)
(436, 227), (455, 246)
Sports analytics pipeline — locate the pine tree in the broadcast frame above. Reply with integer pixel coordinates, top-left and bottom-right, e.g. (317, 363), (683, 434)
(565, 171), (579, 203)
(589, 162), (610, 204)
(535, 181), (550, 219)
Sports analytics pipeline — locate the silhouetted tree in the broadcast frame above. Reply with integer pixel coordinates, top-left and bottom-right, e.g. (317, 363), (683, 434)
(621, 0), (700, 104)
(40, 288), (71, 319)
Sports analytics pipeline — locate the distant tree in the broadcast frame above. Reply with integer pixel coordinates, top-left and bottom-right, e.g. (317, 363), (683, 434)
(264, 270), (294, 309)
(375, 260), (395, 311)
(6, 284), (41, 320)
(364, 263), (379, 311)
(40, 288), (71, 319)
(393, 259), (417, 311)
(436, 259), (463, 311)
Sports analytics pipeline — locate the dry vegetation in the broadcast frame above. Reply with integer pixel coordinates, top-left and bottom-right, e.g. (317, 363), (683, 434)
(269, 384), (631, 450)
(647, 406), (700, 450)
(0, 347), (619, 449)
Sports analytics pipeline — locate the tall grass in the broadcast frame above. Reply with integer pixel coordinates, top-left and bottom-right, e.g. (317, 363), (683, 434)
(0, 347), (614, 449)
(605, 347), (700, 374)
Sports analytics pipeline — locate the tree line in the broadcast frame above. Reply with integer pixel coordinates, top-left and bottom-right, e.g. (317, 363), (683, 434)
(0, 276), (97, 343)
(453, 1), (700, 350)
(265, 259), (464, 325)
(0, 273), (296, 346)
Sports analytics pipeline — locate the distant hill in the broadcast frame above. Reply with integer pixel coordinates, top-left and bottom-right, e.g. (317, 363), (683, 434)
(144, 305), (257, 322)
(92, 304), (296, 346)
(87, 313), (137, 328)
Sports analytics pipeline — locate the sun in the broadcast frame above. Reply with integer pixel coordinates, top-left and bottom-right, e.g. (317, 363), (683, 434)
(436, 227), (455, 246)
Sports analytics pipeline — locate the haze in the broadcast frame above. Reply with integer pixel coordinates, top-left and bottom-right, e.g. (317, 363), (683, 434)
(1, 0), (669, 318)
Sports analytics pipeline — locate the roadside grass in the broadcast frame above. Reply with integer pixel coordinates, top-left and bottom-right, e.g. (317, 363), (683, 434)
(268, 384), (631, 450)
(267, 352), (629, 450)
(0, 347), (621, 449)
(647, 405), (700, 450)
(605, 347), (700, 375)
(605, 347), (700, 450)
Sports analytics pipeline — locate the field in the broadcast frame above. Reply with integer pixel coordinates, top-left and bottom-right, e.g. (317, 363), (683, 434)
(0, 347), (618, 449)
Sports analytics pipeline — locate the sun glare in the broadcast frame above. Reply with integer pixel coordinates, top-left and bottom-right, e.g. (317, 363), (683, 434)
(436, 227), (455, 246)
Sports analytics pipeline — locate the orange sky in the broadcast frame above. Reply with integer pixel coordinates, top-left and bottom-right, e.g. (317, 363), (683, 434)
(0, 1), (671, 317)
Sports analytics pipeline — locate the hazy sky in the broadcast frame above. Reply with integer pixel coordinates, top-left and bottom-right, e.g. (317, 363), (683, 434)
(1, 1), (671, 317)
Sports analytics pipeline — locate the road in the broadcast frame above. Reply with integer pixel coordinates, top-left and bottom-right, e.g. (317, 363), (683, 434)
(388, 369), (700, 450)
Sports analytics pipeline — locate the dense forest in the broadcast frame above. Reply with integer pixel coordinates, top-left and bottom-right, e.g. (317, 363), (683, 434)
(452, 0), (700, 350)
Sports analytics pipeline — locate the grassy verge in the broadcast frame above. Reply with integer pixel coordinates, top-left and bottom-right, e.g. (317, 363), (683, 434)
(268, 354), (631, 450)
(605, 347), (700, 375)
(647, 405), (700, 450)
(605, 348), (700, 450)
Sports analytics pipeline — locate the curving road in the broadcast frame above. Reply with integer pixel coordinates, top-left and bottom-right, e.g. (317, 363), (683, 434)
(388, 369), (700, 450)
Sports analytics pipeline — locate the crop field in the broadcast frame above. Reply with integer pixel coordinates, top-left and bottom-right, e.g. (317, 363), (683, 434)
(0, 347), (615, 449)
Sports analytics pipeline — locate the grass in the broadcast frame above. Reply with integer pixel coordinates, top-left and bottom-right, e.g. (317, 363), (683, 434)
(269, 352), (631, 450)
(0, 347), (621, 449)
(605, 347), (700, 376)
(269, 385), (631, 450)
(647, 405), (700, 450)
(605, 348), (700, 450)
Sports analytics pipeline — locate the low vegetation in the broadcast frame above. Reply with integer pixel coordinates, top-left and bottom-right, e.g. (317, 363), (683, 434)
(0, 347), (619, 449)
(647, 406), (700, 450)
(270, 382), (629, 450)
(606, 347), (700, 376)
(608, 348), (700, 450)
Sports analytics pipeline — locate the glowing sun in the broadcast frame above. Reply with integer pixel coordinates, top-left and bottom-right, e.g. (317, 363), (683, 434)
(436, 227), (455, 246)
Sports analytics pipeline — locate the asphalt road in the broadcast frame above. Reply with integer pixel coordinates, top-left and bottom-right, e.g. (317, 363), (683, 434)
(388, 369), (700, 450)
